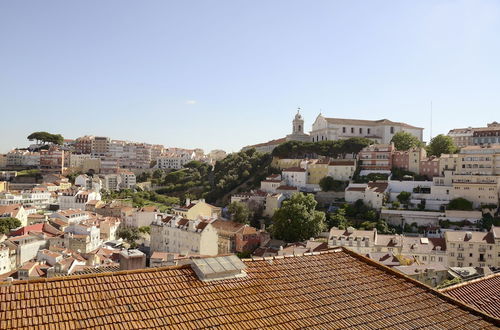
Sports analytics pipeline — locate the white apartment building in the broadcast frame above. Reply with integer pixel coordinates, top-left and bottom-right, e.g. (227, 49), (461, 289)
(0, 244), (11, 275)
(6, 150), (40, 167)
(123, 207), (158, 228)
(58, 189), (101, 210)
(310, 115), (423, 144)
(101, 174), (121, 191)
(445, 227), (500, 268)
(327, 160), (357, 181)
(119, 170), (136, 189)
(60, 223), (101, 253)
(387, 179), (452, 211)
(156, 152), (195, 170)
(260, 174), (283, 193)
(328, 227), (447, 266)
(0, 190), (53, 209)
(282, 167), (307, 188)
(345, 182), (388, 210)
(49, 209), (90, 224)
(150, 215), (218, 256)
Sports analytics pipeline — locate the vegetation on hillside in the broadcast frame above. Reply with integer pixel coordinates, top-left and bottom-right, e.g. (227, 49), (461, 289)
(319, 176), (346, 192)
(427, 134), (458, 157)
(270, 193), (326, 242)
(101, 189), (180, 211)
(447, 198), (473, 211)
(27, 131), (64, 146)
(390, 131), (424, 151)
(326, 199), (395, 234)
(271, 138), (373, 159)
(391, 167), (429, 181)
(152, 149), (275, 204)
(0, 217), (21, 235)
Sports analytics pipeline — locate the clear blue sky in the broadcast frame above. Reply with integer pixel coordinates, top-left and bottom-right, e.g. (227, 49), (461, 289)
(1, 0), (499, 153)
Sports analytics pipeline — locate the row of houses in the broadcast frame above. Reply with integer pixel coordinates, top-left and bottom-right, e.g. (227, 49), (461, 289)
(329, 225), (500, 270)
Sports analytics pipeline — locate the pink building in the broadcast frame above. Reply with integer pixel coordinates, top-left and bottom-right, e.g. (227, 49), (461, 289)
(358, 144), (395, 172)
(419, 157), (440, 178)
(392, 151), (409, 170)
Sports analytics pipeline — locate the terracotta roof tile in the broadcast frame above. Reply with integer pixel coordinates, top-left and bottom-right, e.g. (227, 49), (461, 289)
(0, 249), (497, 328)
(442, 273), (500, 319)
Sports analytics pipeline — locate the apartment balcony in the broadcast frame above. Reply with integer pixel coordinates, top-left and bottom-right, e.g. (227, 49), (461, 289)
(457, 256), (465, 261)
(478, 247), (486, 252)
(457, 247), (464, 251)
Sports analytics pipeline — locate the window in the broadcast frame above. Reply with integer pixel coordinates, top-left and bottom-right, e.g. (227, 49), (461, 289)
(351, 127), (354, 134)
(359, 128), (363, 134)
(343, 127), (346, 133)
(390, 127), (395, 134)
(368, 128), (371, 134)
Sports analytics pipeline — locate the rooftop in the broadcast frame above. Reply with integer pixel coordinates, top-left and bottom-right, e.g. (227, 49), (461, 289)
(0, 248), (497, 328)
(441, 273), (500, 319)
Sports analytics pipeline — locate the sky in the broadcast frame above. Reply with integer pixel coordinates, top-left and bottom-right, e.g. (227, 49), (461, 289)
(1, 0), (500, 153)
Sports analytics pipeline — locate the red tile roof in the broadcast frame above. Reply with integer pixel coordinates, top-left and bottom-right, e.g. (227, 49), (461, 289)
(441, 273), (500, 319)
(0, 249), (497, 328)
(283, 167), (306, 172)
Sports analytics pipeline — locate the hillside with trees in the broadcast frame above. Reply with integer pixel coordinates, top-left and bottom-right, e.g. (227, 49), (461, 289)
(27, 131), (64, 146)
(153, 149), (276, 205)
(271, 138), (373, 159)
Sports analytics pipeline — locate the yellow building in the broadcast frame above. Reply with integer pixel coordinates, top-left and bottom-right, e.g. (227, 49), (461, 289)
(272, 158), (302, 170)
(408, 148), (426, 174)
(451, 174), (499, 208)
(306, 160), (329, 184)
(0, 181), (9, 192)
(172, 199), (221, 220)
(439, 154), (459, 175)
(446, 145), (500, 207)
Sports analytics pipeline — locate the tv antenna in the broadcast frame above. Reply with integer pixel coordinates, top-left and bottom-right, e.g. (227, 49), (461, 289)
(430, 101), (433, 141)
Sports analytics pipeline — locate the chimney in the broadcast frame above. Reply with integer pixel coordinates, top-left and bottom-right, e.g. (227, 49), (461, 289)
(185, 198), (190, 207)
(167, 253), (175, 264)
(189, 219), (196, 231)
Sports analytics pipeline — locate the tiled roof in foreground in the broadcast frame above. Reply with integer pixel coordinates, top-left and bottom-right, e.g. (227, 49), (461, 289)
(0, 249), (498, 329)
(441, 273), (500, 319)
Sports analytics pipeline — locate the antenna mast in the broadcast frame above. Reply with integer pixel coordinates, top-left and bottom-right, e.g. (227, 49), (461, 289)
(430, 101), (433, 141)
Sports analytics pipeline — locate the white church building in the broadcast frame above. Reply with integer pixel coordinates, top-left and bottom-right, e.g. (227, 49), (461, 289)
(310, 115), (423, 144)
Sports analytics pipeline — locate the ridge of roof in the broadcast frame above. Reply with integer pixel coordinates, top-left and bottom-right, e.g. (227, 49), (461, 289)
(440, 272), (500, 292)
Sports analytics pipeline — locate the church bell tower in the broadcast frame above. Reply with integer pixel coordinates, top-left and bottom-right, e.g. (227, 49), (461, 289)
(293, 108), (304, 134)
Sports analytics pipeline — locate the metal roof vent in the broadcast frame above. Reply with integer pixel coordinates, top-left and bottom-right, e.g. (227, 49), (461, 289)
(192, 255), (247, 281)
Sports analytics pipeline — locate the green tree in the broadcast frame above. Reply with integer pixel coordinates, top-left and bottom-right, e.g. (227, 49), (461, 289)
(397, 191), (412, 205)
(27, 131), (64, 145)
(227, 201), (252, 224)
(0, 217), (22, 234)
(138, 226), (151, 234)
(427, 134), (458, 157)
(319, 176), (345, 192)
(117, 227), (141, 247)
(375, 219), (394, 234)
(271, 193), (326, 242)
(477, 214), (500, 230)
(319, 176), (335, 192)
(152, 169), (164, 179)
(391, 132), (423, 151)
(328, 208), (350, 229)
(447, 198), (473, 211)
